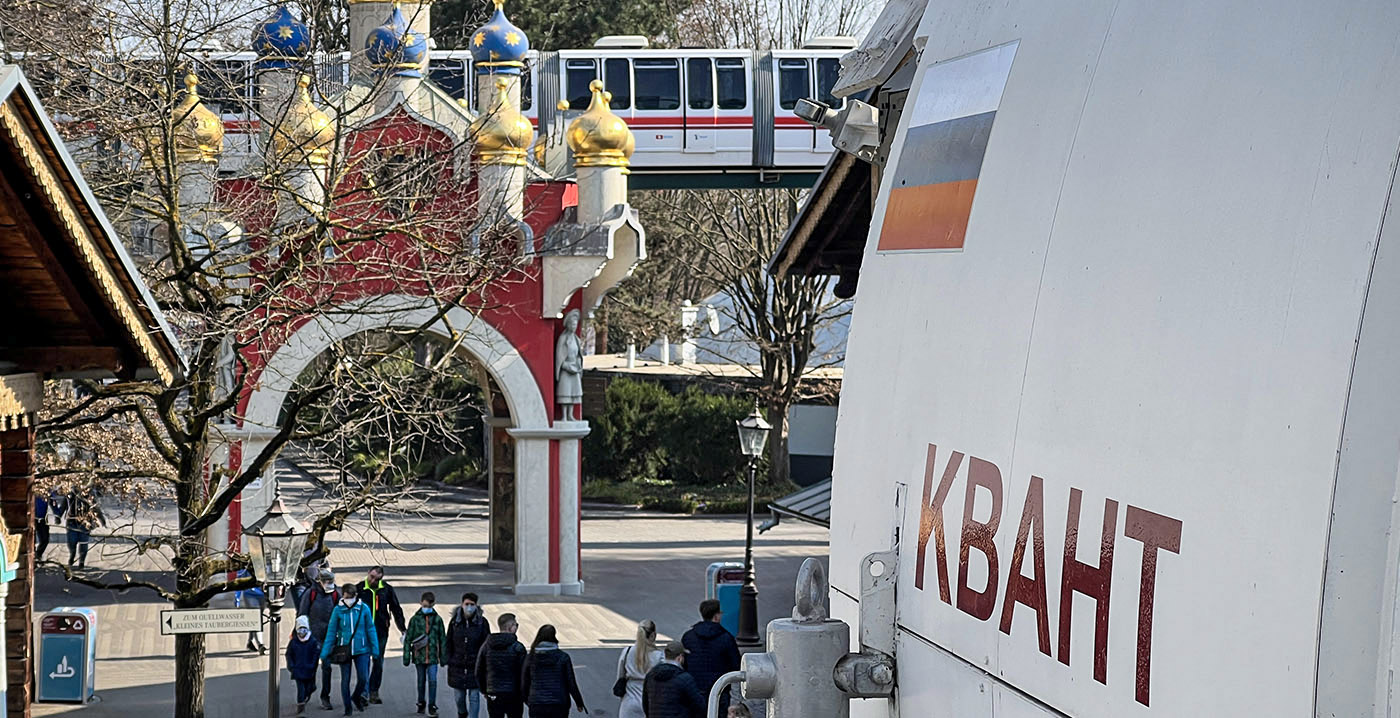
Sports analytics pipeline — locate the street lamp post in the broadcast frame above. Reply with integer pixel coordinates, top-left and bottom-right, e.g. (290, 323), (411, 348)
(244, 493), (311, 718)
(735, 403), (771, 649)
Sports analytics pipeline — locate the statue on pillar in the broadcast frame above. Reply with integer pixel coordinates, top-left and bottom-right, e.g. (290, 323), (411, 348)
(555, 309), (584, 418)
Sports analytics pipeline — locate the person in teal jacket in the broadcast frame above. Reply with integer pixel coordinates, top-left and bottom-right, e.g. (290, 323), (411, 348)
(320, 583), (379, 715)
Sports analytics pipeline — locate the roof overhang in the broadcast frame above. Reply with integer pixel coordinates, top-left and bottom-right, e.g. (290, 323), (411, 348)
(766, 150), (872, 297)
(0, 65), (184, 384)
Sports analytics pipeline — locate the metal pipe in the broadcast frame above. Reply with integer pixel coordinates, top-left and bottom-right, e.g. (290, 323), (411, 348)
(707, 670), (746, 718)
(268, 587), (285, 718)
(737, 459), (761, 646)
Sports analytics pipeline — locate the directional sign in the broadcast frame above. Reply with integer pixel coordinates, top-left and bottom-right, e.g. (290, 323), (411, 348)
(160, 608), (262, 635)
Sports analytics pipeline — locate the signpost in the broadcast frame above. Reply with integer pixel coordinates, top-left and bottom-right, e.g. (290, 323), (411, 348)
(159, 608), (262, 636)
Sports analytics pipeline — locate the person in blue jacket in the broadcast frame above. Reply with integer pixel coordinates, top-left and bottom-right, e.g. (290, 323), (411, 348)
(286, 615), (322, 714)
(320, 583), (379, 715)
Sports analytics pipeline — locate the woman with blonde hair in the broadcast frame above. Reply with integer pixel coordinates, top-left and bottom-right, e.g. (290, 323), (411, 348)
(616, 619), (665, 718)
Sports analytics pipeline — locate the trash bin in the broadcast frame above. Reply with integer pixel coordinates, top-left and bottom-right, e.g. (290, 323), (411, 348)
(705, 562), (744, 637)
(37, 607), (97, 704)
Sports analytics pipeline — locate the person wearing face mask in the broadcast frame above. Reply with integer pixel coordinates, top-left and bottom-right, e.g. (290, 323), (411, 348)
(403, 592), (448, 717)
(298, 571), (339, 710)
(287, 615), (322, 714)
(446, 593), (490, 718)
(321, 583), (378, 716)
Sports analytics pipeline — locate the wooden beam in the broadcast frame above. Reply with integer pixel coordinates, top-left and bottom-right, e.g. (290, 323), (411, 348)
(0, 346), (123, 375)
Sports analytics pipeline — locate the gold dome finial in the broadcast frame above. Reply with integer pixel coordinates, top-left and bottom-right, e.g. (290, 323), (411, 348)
(270, 74), (334, 168)
(170, 73), (223, 164)
(470, 76), (534, 166)
(493, 0), (506, 9)
(566, 79), (634, 168)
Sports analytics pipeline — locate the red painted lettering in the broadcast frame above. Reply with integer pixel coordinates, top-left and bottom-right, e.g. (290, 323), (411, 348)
(1124, 505), (1183, 706)
(1058, 489), (1117, 685)
(957, 457), (1003, 621)
(999, 475), (1051, 655)
(915, 444), (962, 603)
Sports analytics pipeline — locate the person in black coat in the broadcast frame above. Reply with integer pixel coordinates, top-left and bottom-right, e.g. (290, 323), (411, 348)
(642, 640), (706, 718)
(680, 600), (741, 717)
(445, 592), (491, 718)
(521, 625), (587, 718)
(360, 566), (407, 704)
(474, 613), (527, 718)
(297, 571), (340, 710)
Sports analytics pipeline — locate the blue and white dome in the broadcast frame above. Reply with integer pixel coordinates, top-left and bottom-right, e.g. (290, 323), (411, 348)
(470, 0), (530, 75)
(251, 5), (310, 69)
(366, 5), (428, 78)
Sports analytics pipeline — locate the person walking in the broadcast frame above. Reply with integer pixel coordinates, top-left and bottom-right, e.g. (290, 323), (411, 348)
(321, 583), (379, 716)
(403, 591), (448, 717)
(617, 620), (664, 718)
(473, 613), (526, 718)
(64, 489), (103, 568)
(446, 592), (490, 718)
(521, 625), (587, 717)
(299, 571), (340, 710)
(235, 569), (267, 654)
(34, 495), (49, 562)
(360, 565), (406, 704)
(641, 640), (706, 718)
(681, 600), (740, 717)
(287, 615), (323, 714)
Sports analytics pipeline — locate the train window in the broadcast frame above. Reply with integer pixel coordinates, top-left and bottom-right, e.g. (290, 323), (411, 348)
(565, 59), (597, 109)
(687, 58), (713, 110)
(716, 58), (747, 109)
(428, 60), (467, 100)
(778, 58), (810, 110)
(604, 58), (631, 109)
(816, 57), (841, 107)
(521, 70), (533, 111)
(198, 60), (249, 115)
(635, 58), (680, 110)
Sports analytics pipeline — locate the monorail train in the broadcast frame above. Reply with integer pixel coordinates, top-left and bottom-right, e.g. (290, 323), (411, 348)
(179, 37), (852, 181)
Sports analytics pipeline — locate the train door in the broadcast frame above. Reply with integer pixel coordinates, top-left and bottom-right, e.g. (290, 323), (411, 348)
(771, 52), (815, 166)
(632, 56), (684, 163)
(684, 56), (717, 154)
(813, 54), (842, 153)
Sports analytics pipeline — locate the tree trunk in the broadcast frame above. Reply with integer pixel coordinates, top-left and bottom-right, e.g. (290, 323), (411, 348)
(174, 632), (207, 718)
(765, 403), (790, 488)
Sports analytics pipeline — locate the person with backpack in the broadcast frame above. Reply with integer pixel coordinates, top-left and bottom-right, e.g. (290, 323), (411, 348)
(234, 569), (267, 655)
(360, 566), (407, 704)
(286, 615), (322, 715)
(474, 612), (527, 718)
(298, 571), (339, 710)
(521, 625), (587, 717)
(320, 583), (379, 716)
(446, 592), (491, 718)
(616, 619), (664, 718)
(403, 591), (449, 717)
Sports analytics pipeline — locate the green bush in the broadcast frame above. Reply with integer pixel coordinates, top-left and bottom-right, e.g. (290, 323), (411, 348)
(584, 378), (677, 482)
(661, 388), (753, 487)
(641, 495), (698, 514)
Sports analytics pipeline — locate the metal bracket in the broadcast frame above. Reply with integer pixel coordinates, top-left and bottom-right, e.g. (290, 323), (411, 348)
(833, 550), (898, 698)
(794, 98), (882, 163)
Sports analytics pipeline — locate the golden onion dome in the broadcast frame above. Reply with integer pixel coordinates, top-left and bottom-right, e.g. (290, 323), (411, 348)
(470, 77), (534, 166)
(270, 75), (335, 167)
(566, 80), (634, 168)
(171, 74), (224, 164)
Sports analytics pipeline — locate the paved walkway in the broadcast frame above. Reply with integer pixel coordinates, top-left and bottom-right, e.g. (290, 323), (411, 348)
(31, 464), (828, 717)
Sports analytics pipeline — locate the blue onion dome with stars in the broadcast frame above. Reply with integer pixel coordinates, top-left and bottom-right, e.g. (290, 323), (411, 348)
(366, 4), (429, 78)
(251, 5), (311, 70)
(471, 0), (530, 75)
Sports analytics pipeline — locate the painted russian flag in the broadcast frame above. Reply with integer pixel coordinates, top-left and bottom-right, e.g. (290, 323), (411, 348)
(878, 43), (1017, 252)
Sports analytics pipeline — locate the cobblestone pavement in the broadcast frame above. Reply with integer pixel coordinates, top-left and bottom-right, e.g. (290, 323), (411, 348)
(31, 465), (828, 717)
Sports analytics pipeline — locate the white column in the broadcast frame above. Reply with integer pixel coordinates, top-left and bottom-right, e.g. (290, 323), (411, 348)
(558, 431), (583, 595)
(574, 165), (628, 224)
(508, 434), (552, 592)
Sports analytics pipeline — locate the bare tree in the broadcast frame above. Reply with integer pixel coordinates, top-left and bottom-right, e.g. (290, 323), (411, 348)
(4, 1), (528, 716)
(633, 189), (848, 487)
(676, 0), (873, 49)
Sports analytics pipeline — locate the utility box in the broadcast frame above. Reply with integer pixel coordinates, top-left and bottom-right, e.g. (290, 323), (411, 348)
(37, 607), (97, 704)
(705, 562), (744, 637)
